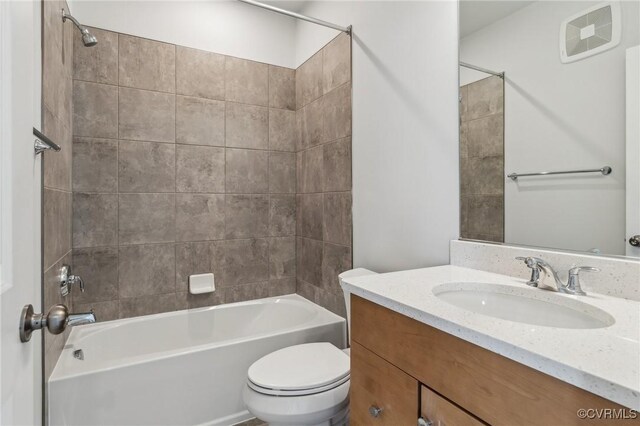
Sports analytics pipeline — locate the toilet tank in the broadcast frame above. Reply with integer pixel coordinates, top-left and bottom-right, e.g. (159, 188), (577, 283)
(338, 268), (377, 346)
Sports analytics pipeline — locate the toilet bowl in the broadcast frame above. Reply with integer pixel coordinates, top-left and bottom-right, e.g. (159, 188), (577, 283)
(242, 268), (377, 426)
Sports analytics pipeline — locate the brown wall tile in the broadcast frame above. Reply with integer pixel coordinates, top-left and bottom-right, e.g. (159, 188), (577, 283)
(226, 148), (269, 193)
(322, 34), (351, 95)
(296, 237), (322, 287)
(269, 108), (296, 152)
(269, 237), (295, 279)
(225, 102), (268, 149)
(73, 81), (118, 138)
(269, 152), (296, 194)
(222, 239), (269, 286)
(297, 98), (323, 150)
(225, 195), (269, 239)
(322, 83), (351, 142)
(323, 137), (351, 192)
(176, 95), (225, 146)
(297, 194), (323, 240)
(118, 140), (175, 193)
(119, 35), (175, 92)
(72, 192), (117, 248)
(72, 137), (118, 193)
(225, 57), (268, 106)
(323, 192), (352, 246)
(119, 87), (175, 142)
(176, 194), (225, 241)
(176, 46), (225, 100)
(175, 145), (225, 193)
(269, 66), (295, 111)
(466, 114), (504, 158)
(462, 195), (504, 240)
(460, 156), (504, 196)
(322, 243), (351, 292)
(269, 194), (296, 237)
(118, 244), (175, 298)
(296, 52), (322, 109)
(118, 193), (175, 245)
(297, 145), (323, 193)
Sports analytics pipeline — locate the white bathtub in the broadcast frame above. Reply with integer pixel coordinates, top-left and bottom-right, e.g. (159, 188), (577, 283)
(48, 294), (346, 426)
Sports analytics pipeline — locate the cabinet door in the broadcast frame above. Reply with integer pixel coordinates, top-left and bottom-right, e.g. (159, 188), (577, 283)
(421, 386), (486, 426)
(350, 341), (419, 426)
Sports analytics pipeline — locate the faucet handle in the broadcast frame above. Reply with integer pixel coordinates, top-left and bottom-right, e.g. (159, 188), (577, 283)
(70, 274), (85, 292)
(515, 257), (541, 287)
(565, 266), (599, 296)
(569, 266), (600, 275)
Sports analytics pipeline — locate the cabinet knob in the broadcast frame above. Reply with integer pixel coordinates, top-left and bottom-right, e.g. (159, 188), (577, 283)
(418, 417), (433, 426)
(369, 405), (383, 418)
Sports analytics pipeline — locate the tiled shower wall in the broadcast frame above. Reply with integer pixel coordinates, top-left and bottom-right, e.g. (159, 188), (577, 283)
(42, 0), (74, 379)
(459, 76), (504, 242)
(71, 29), (298, 320)
(295, 33), (353, 318)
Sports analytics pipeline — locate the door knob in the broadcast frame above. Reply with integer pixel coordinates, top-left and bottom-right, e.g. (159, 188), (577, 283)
(19, 304), (96, 342)
(629, 235), (640, 247)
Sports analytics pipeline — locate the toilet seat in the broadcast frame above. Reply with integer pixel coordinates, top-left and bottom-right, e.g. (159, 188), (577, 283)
(247, 343), (350, 397)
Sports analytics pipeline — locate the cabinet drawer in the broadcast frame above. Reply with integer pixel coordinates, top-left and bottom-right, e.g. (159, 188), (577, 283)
(350, 341), (419, 426)
(421, 386), (486, 426)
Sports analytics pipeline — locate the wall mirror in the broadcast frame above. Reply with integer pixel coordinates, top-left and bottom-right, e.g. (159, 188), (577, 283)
(458, 0), (640, 258)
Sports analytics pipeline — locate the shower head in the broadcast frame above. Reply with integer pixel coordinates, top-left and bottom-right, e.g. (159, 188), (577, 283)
(62, 10), (98, 47)
(80, 28), (98, 47)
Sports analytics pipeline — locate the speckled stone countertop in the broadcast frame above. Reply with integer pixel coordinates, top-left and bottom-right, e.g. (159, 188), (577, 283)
(341, 265), (640, 410)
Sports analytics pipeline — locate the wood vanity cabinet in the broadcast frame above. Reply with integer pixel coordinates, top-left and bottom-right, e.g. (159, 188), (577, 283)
(350, 295), (635, 426)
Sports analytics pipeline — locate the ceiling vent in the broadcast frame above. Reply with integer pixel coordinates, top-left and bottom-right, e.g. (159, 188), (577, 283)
(560, 1), (621, 63)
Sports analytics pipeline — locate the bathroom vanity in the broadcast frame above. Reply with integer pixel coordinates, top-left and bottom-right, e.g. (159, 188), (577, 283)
(344, 265), (640, 425)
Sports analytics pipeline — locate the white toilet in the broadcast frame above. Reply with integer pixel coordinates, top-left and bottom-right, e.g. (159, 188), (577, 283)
(242, 268), (377, 426)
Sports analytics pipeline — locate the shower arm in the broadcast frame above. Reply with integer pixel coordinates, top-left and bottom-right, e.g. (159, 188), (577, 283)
(61, 10), (84, 31)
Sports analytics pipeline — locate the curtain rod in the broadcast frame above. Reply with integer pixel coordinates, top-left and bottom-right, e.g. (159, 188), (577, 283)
(236, 0), (351, 34)
(460, 61), (504, 79)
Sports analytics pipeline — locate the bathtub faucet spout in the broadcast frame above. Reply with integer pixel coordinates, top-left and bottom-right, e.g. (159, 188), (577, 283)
(68, 311), (96, 327)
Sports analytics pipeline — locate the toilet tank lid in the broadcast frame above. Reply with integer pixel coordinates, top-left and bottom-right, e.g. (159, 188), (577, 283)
(338, 268), (377, 281)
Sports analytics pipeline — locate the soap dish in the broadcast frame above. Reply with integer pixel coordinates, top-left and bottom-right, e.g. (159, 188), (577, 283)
(189, 273), (215, 294)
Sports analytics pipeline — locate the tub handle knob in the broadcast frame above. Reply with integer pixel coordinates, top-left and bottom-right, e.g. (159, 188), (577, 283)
(59, 264), (85, 297)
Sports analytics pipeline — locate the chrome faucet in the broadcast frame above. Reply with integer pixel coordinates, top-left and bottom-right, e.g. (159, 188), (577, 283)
(515, 257), (599, 296)
(67, 311), (97, 327)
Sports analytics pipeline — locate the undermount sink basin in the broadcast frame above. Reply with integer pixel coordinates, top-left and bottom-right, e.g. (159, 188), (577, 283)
(433, 282), (615, 329)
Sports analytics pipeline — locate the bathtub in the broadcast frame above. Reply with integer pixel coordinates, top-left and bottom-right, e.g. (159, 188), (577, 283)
(48, 294), (346, 426)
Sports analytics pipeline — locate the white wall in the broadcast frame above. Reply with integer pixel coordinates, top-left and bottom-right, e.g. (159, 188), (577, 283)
(460, 1), (639, 256)
(68, 0), (298, 68)
(295, 1), (460, 273)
